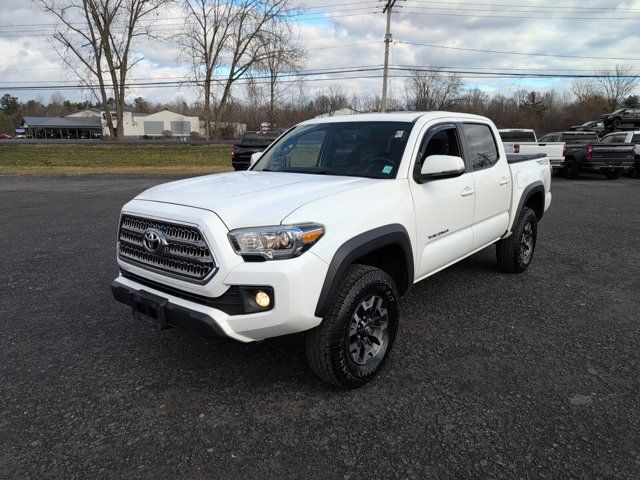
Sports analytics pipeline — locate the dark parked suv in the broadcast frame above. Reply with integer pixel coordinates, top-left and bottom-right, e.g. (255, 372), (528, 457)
(602, 108), (640, 130)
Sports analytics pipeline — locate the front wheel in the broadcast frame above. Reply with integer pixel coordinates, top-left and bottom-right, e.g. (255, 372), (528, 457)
(496, 207), (538, 274)
(306, 264), (399, 389)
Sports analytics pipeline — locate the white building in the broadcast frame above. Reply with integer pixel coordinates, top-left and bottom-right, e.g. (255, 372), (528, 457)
(65, 108), (200, 138)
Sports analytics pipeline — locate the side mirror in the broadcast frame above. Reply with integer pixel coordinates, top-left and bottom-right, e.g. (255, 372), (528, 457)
(250, 151), (263, 167)
(419, 155), (465, 181)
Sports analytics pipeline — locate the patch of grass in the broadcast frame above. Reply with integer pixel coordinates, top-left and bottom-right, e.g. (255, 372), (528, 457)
(0, 144), (234, 174)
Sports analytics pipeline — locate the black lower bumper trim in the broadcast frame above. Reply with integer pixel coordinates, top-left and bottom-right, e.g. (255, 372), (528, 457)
(112, 281), (228, 339)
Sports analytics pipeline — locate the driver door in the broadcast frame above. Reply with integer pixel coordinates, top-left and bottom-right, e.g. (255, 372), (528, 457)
(410, 123), (475, 279)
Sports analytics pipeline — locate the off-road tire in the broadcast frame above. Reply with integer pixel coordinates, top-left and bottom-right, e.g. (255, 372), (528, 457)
(629, 157), (640, 178)
(496, 207), (538, 274)
(306, 264), (399, 389)
(563, 157), (579, 179)
(605, 169), (621, 179)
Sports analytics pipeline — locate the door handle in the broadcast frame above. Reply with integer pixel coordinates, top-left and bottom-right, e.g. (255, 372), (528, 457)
(499, 177), (510, 185)
(461, 187), (475, 197)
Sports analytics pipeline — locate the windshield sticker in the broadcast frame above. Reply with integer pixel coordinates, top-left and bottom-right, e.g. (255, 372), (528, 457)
(394, 130), (404, 138)
(382, 165), (393, 174)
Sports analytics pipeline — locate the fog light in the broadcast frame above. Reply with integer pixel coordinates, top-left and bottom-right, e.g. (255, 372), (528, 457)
(255, 290), (271, 308)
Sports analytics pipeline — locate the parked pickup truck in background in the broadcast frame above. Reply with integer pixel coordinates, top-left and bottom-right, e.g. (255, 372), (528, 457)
(602, 108), (640, 131)
(499, 128), (565, 171)
(600, 130), (640, 178)
(540, 131), (635, 179)
(498, 129), (537, 153)
(231, 130), (280, 170)
(112, 112), (552, 389)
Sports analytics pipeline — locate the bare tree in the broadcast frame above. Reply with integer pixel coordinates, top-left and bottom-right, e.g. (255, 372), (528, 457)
(571, 79), (600, 104)
(313, 85), (349, 116)
(244, 75), (265, 129)
(213, 0), (295, 137)
(595, 65), (639, 111)
(173, 115), (191, 139)
(404, 68), (463, 111)
(180, 0), (234, 140)
(39, 0), (169, 139)
(180, 0), (296, 138)
(258, 23), (305, 127)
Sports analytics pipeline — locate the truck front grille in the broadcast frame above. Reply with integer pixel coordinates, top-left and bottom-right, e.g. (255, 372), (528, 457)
(118, 215), (216, 283)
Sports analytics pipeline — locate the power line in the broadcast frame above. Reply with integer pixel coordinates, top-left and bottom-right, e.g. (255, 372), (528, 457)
(400, 3), (640, 16)
(394, 40), (640, 62)
(396, 8), (639, 20)
(6, 64), (640, 93)
(0, 42), (383, 73)
(407, 0), (640, 13)
(0, 10), (376, 37)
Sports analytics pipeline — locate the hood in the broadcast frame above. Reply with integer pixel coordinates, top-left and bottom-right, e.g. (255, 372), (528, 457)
(135, 171), (377, 230)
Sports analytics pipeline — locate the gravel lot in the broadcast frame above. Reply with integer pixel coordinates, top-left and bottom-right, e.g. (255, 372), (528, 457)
(1, 173), (639, 479)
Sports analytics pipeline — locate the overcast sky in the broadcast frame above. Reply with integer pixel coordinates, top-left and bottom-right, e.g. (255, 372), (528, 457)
(1, 0), (639, 105)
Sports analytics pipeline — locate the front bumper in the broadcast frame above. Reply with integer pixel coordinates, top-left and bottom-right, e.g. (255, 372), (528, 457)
(113, 250), (329, 343)
(112, 281), (227, 338)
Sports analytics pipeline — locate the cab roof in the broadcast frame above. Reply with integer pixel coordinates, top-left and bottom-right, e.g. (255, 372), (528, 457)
(300, 111), (491, 125)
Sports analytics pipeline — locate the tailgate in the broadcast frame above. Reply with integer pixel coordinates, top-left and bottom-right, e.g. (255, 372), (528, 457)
(590, 144), (634, 160)
(235, 145), (264, 158)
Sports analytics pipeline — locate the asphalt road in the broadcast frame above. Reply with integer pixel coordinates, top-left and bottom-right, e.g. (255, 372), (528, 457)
(1, 173), (639, 479)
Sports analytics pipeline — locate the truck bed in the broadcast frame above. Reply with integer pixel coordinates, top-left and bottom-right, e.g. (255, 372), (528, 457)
(506, 153), (547, 163)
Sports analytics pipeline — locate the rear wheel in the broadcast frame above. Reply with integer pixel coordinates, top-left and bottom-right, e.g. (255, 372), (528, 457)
(630, 157), (640, 178)
(306, 264), (399, 389)
(605, 169), (621, 179)
(496, 207), (538, 274)
(563, 157), (579, 179)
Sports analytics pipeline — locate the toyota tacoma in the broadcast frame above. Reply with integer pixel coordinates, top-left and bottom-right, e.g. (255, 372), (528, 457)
(112, 112), (552, 389)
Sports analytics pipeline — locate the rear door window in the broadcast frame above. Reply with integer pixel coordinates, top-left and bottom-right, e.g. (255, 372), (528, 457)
(462, 123), (499, 170)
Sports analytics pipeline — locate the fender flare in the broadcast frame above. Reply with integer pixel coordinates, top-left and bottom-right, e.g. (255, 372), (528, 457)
(511, 181), (545, 230)
(314, 224), (414, 318)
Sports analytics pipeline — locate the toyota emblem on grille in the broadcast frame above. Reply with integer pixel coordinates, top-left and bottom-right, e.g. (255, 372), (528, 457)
(143, 228), (167, 254)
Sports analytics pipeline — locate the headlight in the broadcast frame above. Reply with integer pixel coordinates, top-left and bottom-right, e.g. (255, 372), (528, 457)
(228, 223), (325, 260)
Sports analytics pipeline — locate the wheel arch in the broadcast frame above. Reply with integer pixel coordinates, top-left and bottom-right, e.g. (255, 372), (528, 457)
(513, 181), (545, 227)
(314, 224), (414, 318)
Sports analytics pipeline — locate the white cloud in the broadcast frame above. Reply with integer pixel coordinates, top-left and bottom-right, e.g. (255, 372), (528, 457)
(1, 0), (640, 104)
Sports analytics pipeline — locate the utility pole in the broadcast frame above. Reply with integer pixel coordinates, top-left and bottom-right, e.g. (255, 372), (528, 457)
(381, 0), (397, 112)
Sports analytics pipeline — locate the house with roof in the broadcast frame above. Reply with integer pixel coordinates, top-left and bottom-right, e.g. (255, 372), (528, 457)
(21, 109), (201, 139)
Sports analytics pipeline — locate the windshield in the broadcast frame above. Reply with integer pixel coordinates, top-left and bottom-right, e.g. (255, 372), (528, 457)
(499, 131), (536, 142)
(252, 121), (413, 179)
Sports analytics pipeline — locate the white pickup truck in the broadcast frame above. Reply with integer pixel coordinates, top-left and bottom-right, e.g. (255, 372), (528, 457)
(499, 129), (565, 170)
(112, 112), (552, 388)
